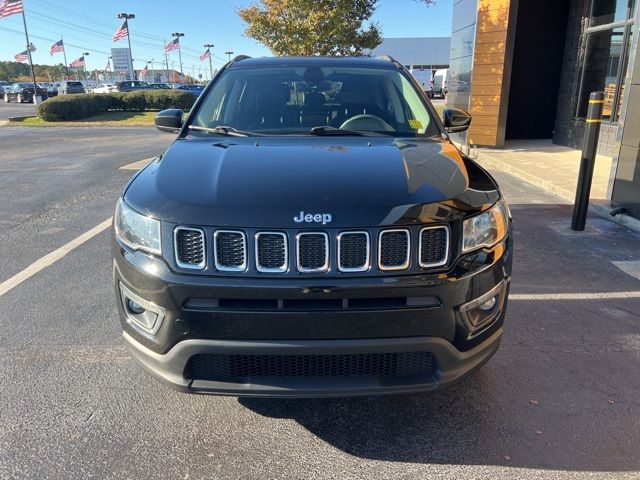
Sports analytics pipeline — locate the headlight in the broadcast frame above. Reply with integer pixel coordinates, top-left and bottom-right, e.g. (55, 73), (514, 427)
(462, 199), (509, 253)
(114, 198), (161, 255)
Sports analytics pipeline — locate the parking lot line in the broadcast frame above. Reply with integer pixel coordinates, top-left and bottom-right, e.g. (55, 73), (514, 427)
(511, 291), (640, 300)
(0, 218), (112, 297)
(119, 157), (155, 170)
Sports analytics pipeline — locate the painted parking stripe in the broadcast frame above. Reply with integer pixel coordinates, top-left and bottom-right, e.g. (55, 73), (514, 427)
(0, 218), (112, 297)
(510, 291), (640, 301)
(119, 157), (155, 170)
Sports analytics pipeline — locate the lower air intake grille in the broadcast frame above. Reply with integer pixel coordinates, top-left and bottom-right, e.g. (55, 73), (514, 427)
(297, 233), (328, 272)
(215, 231), (246, 271)
(338, 232), (369, 271)
(420, 227), (449, 267)
(379, 229), (410, 270)
(186, 351), (436, 379)
(256, 232), (287, 272)
(175, 228), (205, 269)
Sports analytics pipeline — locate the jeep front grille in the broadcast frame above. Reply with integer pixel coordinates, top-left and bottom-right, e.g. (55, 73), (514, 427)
(256, 232), (288, 272)
(419, 226), (449, 267)
(297, 232), (329, 272)
(214, 230), (247, 271)
(378, 229), (410, 270)
(338, 232), (369, 272)
(173, 225), (450, 274)
(174, 227), (205, 269)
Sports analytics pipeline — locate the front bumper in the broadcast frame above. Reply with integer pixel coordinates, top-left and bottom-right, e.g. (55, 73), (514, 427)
(113, 232), (512, 397)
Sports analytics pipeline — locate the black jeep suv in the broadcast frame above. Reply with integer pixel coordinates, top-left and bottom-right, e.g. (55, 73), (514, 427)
(113, 56), (512, 397)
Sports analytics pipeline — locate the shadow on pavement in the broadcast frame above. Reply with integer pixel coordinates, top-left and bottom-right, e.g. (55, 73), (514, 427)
(240, 203), (640, 473)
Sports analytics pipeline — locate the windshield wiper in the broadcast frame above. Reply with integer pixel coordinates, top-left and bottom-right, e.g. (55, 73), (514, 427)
(188, 125), (251, 137)
(307, 126), (391, 137)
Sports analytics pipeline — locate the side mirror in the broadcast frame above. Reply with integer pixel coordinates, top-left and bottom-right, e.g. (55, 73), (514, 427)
(155, 109), (183, 133)
(443, 108), (471, 133)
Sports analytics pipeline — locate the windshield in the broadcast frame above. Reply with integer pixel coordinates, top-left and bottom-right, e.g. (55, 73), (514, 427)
(192, 65), (439, 137)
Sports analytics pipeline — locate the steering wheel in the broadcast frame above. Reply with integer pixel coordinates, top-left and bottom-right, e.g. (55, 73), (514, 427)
(340, 114), (394, 132)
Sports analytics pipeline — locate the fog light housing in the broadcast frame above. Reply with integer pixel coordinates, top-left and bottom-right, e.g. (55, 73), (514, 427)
(459, 280), (507, 337)
(119, 282), (166, 339)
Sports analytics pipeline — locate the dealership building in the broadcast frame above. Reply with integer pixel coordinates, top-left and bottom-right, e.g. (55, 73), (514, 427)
(448, 0), (640, 219)
(371, 37), (451, 72)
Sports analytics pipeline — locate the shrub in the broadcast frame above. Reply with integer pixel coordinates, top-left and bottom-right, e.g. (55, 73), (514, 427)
(37, 90), (197, 121)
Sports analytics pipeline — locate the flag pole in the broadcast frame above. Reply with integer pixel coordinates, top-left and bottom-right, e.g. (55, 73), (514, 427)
(124, 18), (136, 80)
(163, 39), (170, 83)
(20, 6), (40, 104)
(61, 34), (69, 80)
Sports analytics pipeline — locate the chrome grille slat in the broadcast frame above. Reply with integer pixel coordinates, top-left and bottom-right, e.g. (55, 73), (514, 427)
(338, 231), (370, 272)
(297, 232), (329, 272)
(378, 229), (410, 270)
(255, 232), (288, 272)
(174, 227), (206, 269)
(419, 226), (449, 268)
(214, 230), (247, 272)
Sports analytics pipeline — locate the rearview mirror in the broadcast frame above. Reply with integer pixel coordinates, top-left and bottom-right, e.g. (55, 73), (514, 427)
(155, 109), (183, 133)
(443, 108), (471, 133)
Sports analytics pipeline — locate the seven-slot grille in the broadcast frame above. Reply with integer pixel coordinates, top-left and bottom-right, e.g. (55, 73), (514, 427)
(214, 230), (247, 271)
(174, 227), (205, 269)
(378, 229), (410, 270)
(419, 226), (449, 267)
(297, 233), (329, 272)
(256, 232), (288, 272)
(173, 226), (450, 273)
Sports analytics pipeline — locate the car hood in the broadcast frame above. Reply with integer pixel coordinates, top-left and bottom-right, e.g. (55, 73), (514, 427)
(125, 135), (500, 228)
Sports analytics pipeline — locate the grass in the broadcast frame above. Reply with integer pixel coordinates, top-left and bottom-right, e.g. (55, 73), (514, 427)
(432, 102), (446, 118)
(11, 111), (157, 127)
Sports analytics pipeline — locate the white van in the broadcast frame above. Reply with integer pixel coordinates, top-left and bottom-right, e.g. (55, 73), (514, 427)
(433, 68), (449, 98)
(410, 67), (433, 98)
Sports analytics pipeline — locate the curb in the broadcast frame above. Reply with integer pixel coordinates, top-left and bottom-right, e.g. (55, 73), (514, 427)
(476, 151), (640, 234)
(8, 115), (37, 122)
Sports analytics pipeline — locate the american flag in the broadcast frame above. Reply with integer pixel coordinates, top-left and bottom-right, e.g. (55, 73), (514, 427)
(112, 21), (128, 42)
(164, 38), (179, 52)
(70, 56), (85, 68)
(199, 48), (210, 61)
(139, 66), (148, 78)
(14, 50), (28, 62)
(50, 39), (64, 56)
(0, 0), (24, 18)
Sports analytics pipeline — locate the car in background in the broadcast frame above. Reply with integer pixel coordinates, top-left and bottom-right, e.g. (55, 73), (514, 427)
(432, 68), (449, 99)
(0, 80), (10, 95)
(38, 82), (59, 97)
(3, 82), (48, 103)
(148, 83), (171, 89)
(58, 80), (86, 95)
(93, 83), (118, 94)
(177, 84), (205, 96)
(410, 67), (433, 98)
(115, 81), (150, 92)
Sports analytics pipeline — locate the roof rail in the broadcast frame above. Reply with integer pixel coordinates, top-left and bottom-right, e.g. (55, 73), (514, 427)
(376, 54), (403, 69)
(231, 55), (252, 63)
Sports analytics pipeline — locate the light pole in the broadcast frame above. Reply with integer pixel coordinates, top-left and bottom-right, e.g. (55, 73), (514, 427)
(108, 55), (112, 82)
(204, 43), (214, 80)
(148, 59), (154, 82)
(117, 13), (136, 80)
(225, 51), (233, 62)
(83, 52), (90, 82)
(171, 32), (185, 83)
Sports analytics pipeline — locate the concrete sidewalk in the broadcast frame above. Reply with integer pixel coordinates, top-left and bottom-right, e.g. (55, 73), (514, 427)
(475, 139), (613, 201)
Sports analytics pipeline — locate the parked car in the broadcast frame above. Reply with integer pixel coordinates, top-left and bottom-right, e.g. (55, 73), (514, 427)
(432, 68), (449, 99)
(3, 82), (48, 103)
(58, 81), (86, 95)
(177, 84), (205, 95)
(0, 80), (10, 95)
(113, 55), (512, 397)
(38, 82), (59, 97)
(115, 81), (150, 92)
(93, 83), (118, 94)
(149, 83), (171, 89)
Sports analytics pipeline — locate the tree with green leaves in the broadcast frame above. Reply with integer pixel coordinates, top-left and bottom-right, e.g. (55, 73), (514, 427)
(238, 0), (383, 56)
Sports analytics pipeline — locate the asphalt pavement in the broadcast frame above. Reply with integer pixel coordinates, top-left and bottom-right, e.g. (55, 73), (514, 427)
(0, 100), (37, 121)
(0, 125), (639, 479)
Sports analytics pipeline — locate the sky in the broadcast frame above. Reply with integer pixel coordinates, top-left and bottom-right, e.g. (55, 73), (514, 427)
(0, 0), (453, 75)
